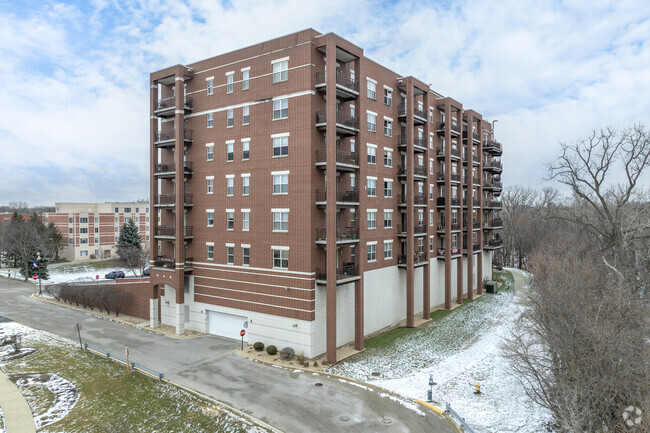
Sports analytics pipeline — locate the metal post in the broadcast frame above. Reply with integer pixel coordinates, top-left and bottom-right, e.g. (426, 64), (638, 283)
(125, 347), (131, 371)
(76, 323), (82, 349)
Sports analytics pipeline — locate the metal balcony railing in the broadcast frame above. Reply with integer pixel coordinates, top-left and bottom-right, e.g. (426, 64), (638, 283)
(154, 194), (193, 206)
(315, 189), (359, 203)
(315, 150), (359, 166)
(154, 161), (193, 174)
(155, 226), (193, 237)
(315, 71), (359, 92)
(316, 227), (359, 241)
(317, 265), (359, 281)
(156, 97), (193, 111)
(316, 111), (358, 129)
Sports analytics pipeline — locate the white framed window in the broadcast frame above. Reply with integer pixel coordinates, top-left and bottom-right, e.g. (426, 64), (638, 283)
(430, 132), (434, 149)
(430, 236), (435, 252)
(206, 210), (214, 227)
(227, 109), (234, 127)
(242, 246), (250, 265)
(350, 138), (356, 153)
(272, 172), (289, 194)
(384, 179), (393, 198)
(242, 139), (250, 160)
(273, 134), (289, 157)
(242, 68), (250, 90)
(418, 237), (424, 253)
(80, 227), (88, 234)
(227, 245), (235, 265)
(367, 144), (376, 164)
(367, 210), (377, 229)
(272, 210), (289, 231)
(350, 174), (356, 191)
(384, 148), (392, 167)
(242, 211), (250, 231)
(429, 107), (434, 123)
(226, 140), (234, 161)
(384, 240), (393, 259)
(350, 104), (355, 118)
(367, 78), (376, 100)
(384, 87), (392, 106)
(206, 143), (214, 161)
(226, 211), (234, 230)
(206, 77), (214, 95)
(384, 118), (392, 137)
(272, 246), (289, 269)
(80, 238), (88, 244)
(226, 176), (234, 196)
(207, 113), (213, 128)
(242, 175), (250, 195)
(242, 106), (250, 125)
(367, 242), (377, 261)
(226, 72), (234, 94)
(430, 210), (434, 226)
(272, 59), (289, 83)
(430, 158), (434, 175)
(430, 184), (434, 200)
(206, 177), (214, 194)
(273, 99), (288, 119)
(418, 209), (425, 225)
(80, 250), (88, 256)
(384, 210), (393, 228)
(367, 177), (377, 197)
(367, 111), (377, 132)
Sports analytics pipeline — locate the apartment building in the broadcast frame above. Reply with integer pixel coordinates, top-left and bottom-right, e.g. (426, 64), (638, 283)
(44, 202), (151, 261)
(149, 29), (503, 362)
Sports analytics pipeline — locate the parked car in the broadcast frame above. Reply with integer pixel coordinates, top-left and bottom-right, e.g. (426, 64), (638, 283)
(105, 271), (125, 279)
(143, 266), (150, 276)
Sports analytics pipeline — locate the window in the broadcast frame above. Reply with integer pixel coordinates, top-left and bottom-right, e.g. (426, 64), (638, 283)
(272, 59), (288, 83)
(80, 238), (88, 244)
(226, 177), (234, 195)
(94, 238), (98, 244)
(430, 184), (434, 200)
(242, 211), (250, 231)
(429, 107), (434, 123)
(384, 118), (392, 137)
(226, 141), (234, 161)
(367, 79), (376, 100)
(273, 174), (288, 194)
(115, 227), (119, 232)
(94, 227), (99, 233)
(69, 238), (73, 245)
(80, 250), (88, 257)
(242, 176), (250, 195)
(418, 238), (424, 253)
(429, 133), (434, 149)
(273, 248), (289, 269)
(367, 211), (376, 229)
(243, 247), (250, 265)
(272, 211), (289, 231)
(273, 135), (288, 156)
(242, 106), (249, 125)
(367, 243), (376, 261)
(68, 228), (73, 233)
(367, 145), (376, 164)
(367, 178), (377, 197)
(227, 212), (234, 230)
(242, 68), (250, 90)
(227, 246), (234, 265)
(430, 236), (435, 252)
(350, 69), (355, 83)
(242, 139), (250, 160)
(207, 78), (214, 95)
(430, 210), (434, 226)
(227, 109), (234, 127)
(207, 143), (214, 161)
(207, 212), (214, 227)
(273, 99), (288, 119)
(384, 88), (392, 106)
(384, 149), (392, 167)
(418, 209), (425, 225)
(367, 112), (376, 132)
(69, 217), (73, 223)
(384, 241), (393, 259)
(114, 208), (118, 213)
(430, 158), (434, 175)
(350, 104), (355, 118)
(350, 138), (356, 153)
(384, 180), (393, 198)
(80, 227), (88, 234)
(226, 72), (234, 93)
(384, 210), (392, 228)
(207, 177), (214, 194)
(350, 174), (356, 191)
(207, 113), (213, 128)
(207, 244), (214, 259)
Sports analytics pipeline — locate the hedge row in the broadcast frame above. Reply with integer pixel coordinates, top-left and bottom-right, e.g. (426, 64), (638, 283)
(47, 284), (130, 317)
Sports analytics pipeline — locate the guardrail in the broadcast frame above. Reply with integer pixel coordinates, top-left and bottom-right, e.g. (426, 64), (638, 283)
(84, 343), (165, 381)
(445, 403), (476, 433)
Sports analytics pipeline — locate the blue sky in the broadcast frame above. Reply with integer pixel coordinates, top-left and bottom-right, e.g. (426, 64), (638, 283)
(1, 0), (649, 205)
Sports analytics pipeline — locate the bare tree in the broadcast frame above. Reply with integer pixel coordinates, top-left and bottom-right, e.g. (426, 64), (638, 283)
(500, 186), (539, 268)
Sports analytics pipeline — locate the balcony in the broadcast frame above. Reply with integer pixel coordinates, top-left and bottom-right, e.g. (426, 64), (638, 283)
(315, 111), (359, 136)
(473, 154), (481, 165)
(464, 243), (482, 255)
(154, 225), (193, 240)
(396, 223), (429, 237)
(484, 159), (503, 173)
(450, 122), (461, 136)
(450, 222), (461, 231)
(484, 140), (503, 155)
(484, 200), (502, 209)
(316, 264), (360, 285)
(315, 189), (359, 206)
(397, 252), (429, 267)
(436, 197), (461, 207)
(484, 238), (503, 250)
(154, 128), (194, 148)
(154, 193), (193, 208)
(397, 104), (427, 125)
(484, 218), (503, 230)
(315, 71), (359, 100)
(154, 97), (193, 118)
(398, 194), (427, 207)
(315, 227), (359, 245)
(315, 150), (359, 171)
(450, 173), (461, 183)
(398, 135), (427, 153)
(154, 255), (193, 272)
(154, 161), (193, 178)
(436, 247), (461, 259)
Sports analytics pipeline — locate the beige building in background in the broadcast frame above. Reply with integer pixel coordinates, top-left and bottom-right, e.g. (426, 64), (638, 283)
(44, 202), (151, 261)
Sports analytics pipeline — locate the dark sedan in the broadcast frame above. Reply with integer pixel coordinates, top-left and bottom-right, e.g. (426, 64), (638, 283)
(105, 271), (125, 279)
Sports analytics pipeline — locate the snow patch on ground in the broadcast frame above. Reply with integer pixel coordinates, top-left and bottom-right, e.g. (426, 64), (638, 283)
(0, 407), (5, 433)
(337, 378), (374, 392)
(331, 268), (552, 433)
(47, 265), (133, 284)
(12, 373), (79, 428)
(378, 392), (425, 416)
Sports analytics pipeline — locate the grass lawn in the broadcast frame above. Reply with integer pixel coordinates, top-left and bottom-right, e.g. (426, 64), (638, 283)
(492, 269), (515, 290)
(51, 259), (121, 273)
(0, 325), (269, 433)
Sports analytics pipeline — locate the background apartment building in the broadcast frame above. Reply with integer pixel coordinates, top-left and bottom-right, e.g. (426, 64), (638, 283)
(149, 29), (503, 362)
(44, 202), (150, 261)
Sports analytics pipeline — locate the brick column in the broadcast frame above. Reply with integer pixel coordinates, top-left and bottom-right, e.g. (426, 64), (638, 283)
(149, 80), (158, 270)
(405, 80), (415, 328)
(456, 108), (464, 306)
(422, 90), (431, 319)
(466, 113), (475, 301)
(444, 100), (452, 310)
(354, 56), (365, 351)
(174, 76), (185, 310)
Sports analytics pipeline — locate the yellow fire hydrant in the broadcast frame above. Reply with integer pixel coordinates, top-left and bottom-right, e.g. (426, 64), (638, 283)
(474, 383), (481, 394)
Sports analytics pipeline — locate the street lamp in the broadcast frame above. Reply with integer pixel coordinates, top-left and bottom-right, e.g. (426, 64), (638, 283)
(36, 251), (42, 294)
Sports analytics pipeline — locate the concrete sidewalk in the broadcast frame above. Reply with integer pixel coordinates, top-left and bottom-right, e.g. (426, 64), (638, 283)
(0, 368), (36, 433)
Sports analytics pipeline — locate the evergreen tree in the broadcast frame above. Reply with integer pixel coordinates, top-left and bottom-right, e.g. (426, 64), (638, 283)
(116, 219), (144, 272)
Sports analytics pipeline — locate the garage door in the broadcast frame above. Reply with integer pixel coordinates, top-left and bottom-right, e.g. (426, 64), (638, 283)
(208, 311), (248, 342)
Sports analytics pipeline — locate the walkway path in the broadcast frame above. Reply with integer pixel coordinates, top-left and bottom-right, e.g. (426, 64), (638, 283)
(0, 368), (36, 433)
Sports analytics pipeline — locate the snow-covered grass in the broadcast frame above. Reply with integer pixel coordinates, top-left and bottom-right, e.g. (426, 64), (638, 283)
(47, 263), (134, 284)
(0, 322), (271, 433)
(331, 268), (552, 433)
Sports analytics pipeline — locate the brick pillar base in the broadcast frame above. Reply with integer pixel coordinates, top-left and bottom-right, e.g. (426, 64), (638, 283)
(149, 298), (159, 329)
(175, 303), (184, 335)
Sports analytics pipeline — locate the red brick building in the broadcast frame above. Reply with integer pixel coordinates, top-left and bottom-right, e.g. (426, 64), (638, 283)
(149, 29), (503, 362)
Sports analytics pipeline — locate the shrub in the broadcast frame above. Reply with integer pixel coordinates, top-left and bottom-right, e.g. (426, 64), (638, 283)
(280, 347), (295, 360)
(297, 353), (305, 363)
(253, 342), (264, 352)
(313, 361), (318, 367)
(266, 345), (277, 355)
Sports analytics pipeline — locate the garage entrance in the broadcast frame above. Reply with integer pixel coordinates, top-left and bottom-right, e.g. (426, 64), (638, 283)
(207, 311), (248, 342)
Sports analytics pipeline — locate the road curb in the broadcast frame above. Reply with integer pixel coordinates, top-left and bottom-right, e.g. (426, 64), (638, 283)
(413, 399), (464, 433)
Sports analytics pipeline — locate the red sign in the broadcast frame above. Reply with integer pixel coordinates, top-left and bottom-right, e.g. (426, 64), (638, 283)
(32, 275), (38, 280)
(240, 329), (246, 337)
(96, 275), (99, 280)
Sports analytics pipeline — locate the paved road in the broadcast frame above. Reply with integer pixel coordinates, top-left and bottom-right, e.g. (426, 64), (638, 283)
(0, 277), (456, 433)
